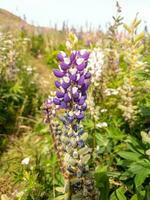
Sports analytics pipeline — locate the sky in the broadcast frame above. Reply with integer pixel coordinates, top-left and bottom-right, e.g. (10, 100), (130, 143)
(0, 0), (150, 31)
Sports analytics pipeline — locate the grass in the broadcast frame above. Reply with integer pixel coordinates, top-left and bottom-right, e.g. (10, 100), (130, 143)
(0, 55), (55, 199)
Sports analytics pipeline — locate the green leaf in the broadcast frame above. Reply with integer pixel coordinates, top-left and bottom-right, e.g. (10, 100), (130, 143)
(145, 185), (150, 200)
(118, 151), (141, 161)
(95, 166), (109, 200)
(128, 163), (145, 174)
(116, 187), (127, 200)
(106, 126), (125, 141)
(110, 187), (127, 200)
(131, 194), (138, 200)
(134, 169), (150, 188)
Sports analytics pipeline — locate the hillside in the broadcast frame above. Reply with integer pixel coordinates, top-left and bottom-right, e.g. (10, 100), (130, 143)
(0, 8), (34, 31)
(0, 8), (59, 34)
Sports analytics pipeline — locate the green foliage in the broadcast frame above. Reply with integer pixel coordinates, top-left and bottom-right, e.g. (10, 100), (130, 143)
(30, 34), (45, 57)
(0, 120), (63, 199)
(0, 32), (42, 151)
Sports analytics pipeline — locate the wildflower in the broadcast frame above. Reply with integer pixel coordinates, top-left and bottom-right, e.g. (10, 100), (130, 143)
(44, 49), (99, 199)
(101, 108), (108, 113)
(21, 157), (30, 165)
(87, 48), (104, 87)
(96, 122), (108, 128)
(53, 50), (90, 122)
(86, 92), (100, 121)
(104, 88), (119, 96)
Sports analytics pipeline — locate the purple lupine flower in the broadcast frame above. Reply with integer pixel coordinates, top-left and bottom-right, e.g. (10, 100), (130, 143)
(60, 57), (71, 70)
(55, 81), (61, 88)
(53, 98), (61, 105)
(57, 51), (66, 61)
(53, 49), (91, 122)
(64, 93), (71, 102)
(56, 91), (65, 98)
(78, 49), (90, 60)
(43, 49), (98, 199)
(53, 69), (65, 78)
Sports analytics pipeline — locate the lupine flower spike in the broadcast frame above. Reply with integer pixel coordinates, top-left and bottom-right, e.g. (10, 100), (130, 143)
(43, 50), (99, 200)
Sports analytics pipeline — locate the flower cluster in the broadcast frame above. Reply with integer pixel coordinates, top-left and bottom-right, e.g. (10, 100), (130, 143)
(53, 50), (91, 122)
(44, 50), (99, 199)
(87, 48), (104, 87)
(86, 92), (100, 121)
(118, 78), (138, 125)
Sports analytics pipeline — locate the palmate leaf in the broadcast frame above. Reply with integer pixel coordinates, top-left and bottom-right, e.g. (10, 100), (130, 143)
(128, 163), (146, 174)
(106, 126), (125, 141)
(134, 169), (150, 188)
(110, 186), (127, 200)
(118, 151), (141, 161)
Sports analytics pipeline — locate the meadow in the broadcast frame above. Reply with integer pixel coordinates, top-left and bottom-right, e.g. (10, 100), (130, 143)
(0, 5), (150, 200)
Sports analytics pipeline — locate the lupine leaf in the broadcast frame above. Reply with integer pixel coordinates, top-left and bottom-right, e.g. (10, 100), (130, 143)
(134, 169), (150, 188)
(110, 187), (127, 200)
(131, 194), (138, 200)
(118, 151), (141, 161)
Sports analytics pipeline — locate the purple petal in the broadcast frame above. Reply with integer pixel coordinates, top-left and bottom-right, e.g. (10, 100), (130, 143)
(55, 81), (61, 88)
(85, 72), (91, 79)
(78, 129), (84, 136)
(56, 91), (64, 98)
(53, 98), (61, 105)
(60, 101), (67, 109)
(60, 62), (70, 70)
(57, 51), (66, 61)
(61, 81), (71, 89)
(78, 97), (85, 105)
(74, 98), (79, 103)
(78, 50), (90, 60)
(77, 62), (87, 71)
(70, 51), (77, 63)
(67, 116), (74, 123)
(81, 103), (87, 111)
(81, 83), (90, 93)
(64, 93), (71, 102)
(77, 139), (85, 147)
(72, 124), (78, 132)
(76, 113), (84, 120)
(73, 91), (79, 99)
(78, 75), (85, 85)
(70, 74), (77, 81)
(60, 58), (71, 70)
(53, 69), (64, 78)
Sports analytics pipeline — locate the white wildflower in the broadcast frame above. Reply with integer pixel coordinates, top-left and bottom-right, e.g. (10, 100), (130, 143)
(101, 109), (108, 113)
(87, 48), (104, 86)
(96, 122), (108, 128)
(104, 88), (119, 96)
(66, 40), (72, 49)
(21, 157), (30, 165)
